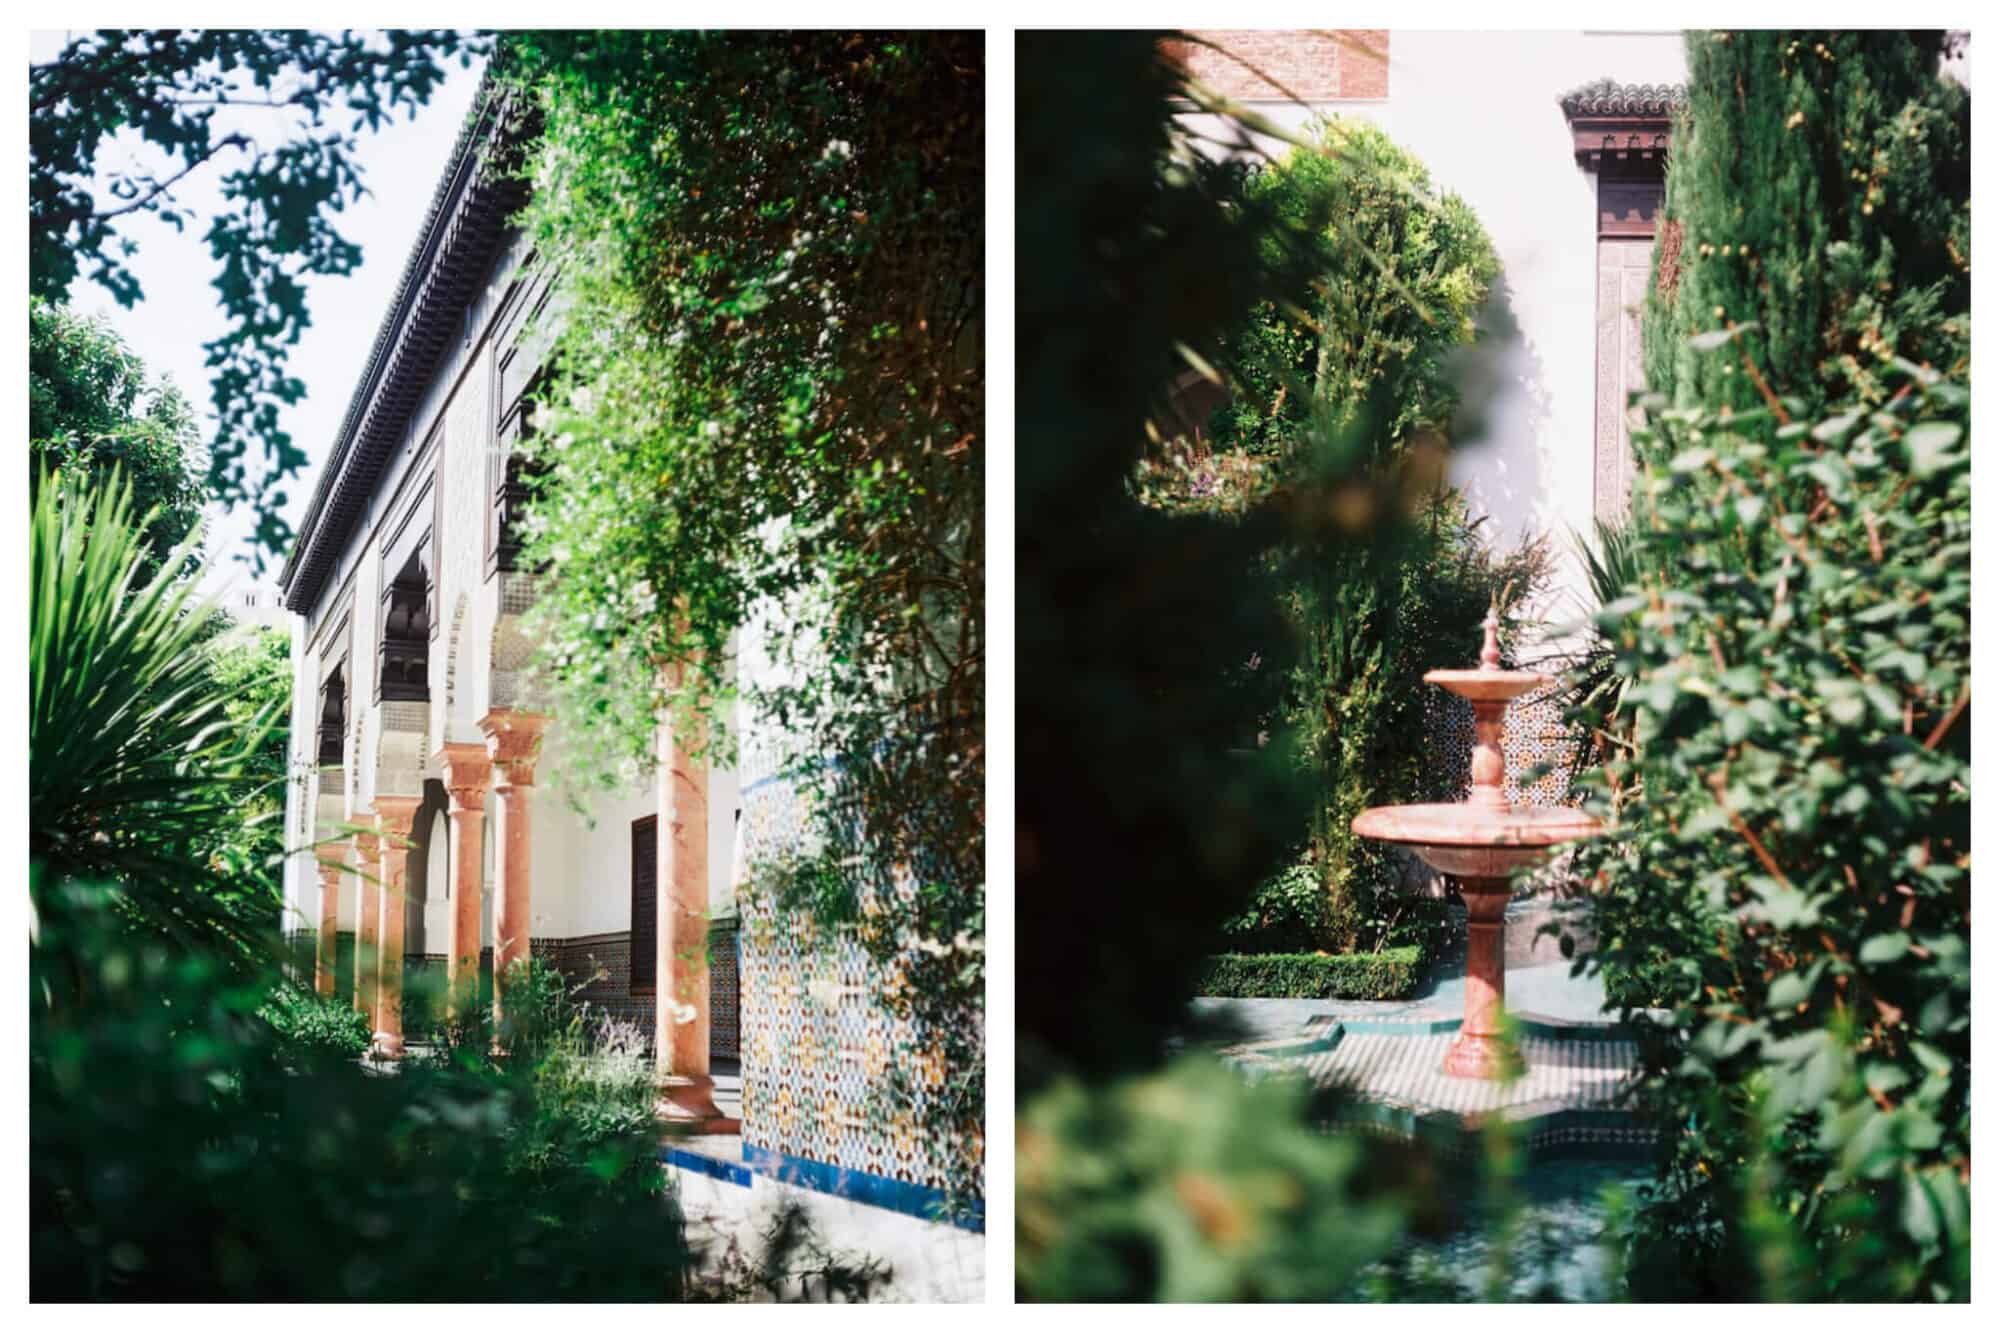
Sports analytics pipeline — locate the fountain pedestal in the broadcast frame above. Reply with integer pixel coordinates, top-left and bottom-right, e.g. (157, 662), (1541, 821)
(1444, 882), (1515, 1079)
(1351, 610), (1602, 1081)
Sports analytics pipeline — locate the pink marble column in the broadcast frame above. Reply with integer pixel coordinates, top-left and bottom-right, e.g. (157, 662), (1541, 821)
(655, 700), (734, 1133)
(434, 742), (492, 1022)
(315, 850), (344, 997)
(480, 709), (548, 1029)
(372, 797), (424, 1059)
(352, 822), (380, 1026)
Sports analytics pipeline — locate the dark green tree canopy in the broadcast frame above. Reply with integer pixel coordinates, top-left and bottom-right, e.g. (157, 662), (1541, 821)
(30, 29), (482, 564)
(29, 297), (206, 577)
(1644, 30), (1969, 419)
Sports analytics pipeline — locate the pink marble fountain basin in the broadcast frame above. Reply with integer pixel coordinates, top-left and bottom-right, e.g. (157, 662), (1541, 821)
(1350, 803), (1602, 879)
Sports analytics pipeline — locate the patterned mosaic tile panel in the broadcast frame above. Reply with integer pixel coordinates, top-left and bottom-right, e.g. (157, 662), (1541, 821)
(1425, 681), (1580, 808)
(736, 770), (976, 1200)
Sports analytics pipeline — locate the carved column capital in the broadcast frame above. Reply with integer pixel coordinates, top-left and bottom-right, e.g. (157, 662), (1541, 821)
(479, 708), (550, 787)
(434, 742), (492, 812)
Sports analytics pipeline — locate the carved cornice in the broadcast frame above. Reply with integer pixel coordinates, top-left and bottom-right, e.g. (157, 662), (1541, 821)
(1559, 78), (1685, 171)
(280, 71), (539, 614)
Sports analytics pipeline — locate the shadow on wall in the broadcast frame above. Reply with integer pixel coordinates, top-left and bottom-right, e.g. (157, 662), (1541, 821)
(1446, 275), (1551, 556)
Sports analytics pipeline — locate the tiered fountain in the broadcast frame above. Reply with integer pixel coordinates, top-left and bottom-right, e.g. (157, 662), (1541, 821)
(1351, 610), (1602, 1079)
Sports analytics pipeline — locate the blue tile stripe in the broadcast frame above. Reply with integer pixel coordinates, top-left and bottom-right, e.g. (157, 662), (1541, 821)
(661, 1144), (755, 1188)
(741, 1143), (986, 1234)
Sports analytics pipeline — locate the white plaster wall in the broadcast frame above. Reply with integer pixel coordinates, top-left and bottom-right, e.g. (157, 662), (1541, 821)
(437, 337), (498, 751)
(1387, 31), (1685, 623)
(420, 805), (451, 949)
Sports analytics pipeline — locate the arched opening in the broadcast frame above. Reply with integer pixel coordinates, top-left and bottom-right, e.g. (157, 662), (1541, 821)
(402, 778), (449, 955)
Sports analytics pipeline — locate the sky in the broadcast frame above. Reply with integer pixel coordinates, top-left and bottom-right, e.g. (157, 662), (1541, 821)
(29, 32), (489, 600)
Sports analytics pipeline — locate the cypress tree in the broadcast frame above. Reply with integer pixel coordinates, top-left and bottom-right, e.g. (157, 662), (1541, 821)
(1644, 30), (1969, 419)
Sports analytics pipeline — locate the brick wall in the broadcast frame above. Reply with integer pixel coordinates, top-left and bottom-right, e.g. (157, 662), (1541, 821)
(1167, 30), (1389, 102)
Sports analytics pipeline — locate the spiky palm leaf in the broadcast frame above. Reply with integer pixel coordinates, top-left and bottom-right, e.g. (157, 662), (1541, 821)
(1551, 517), (1647, 785)
(30, 468), (281, 962)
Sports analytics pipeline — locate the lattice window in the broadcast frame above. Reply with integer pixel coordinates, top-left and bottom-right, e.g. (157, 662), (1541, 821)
(377, 544), (433, 702)
(316, 662), (346, 766)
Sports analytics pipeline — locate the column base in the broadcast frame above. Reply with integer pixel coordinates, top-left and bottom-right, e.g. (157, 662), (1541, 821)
(1441, 1030), (1522, 1081)
(656, 1075), (739, 1136)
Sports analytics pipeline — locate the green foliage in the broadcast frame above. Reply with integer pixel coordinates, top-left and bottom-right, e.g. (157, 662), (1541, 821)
(501, 30), (984, 1200)
(1017, 28), (1348, 1080)
(28, 298), (207, 577)
(199, 624), (292, 891)
(29, 29), (483, 560)
(258, 981), (371, 1064)
(1568, 362), (1970, 1300)
(32, 883), (690, 1301)
(1017, 1057), (1409, 1300)
(1567, 34), (1973, 1301)
(1287, 491), (1549, 953)
(1196, 948), (1421, 1001)
(1643, 31), (1969, 421)
(30, 468), (280, 964)
(1211, 117), (1501, 461)
(1191, 120), (1537, 954)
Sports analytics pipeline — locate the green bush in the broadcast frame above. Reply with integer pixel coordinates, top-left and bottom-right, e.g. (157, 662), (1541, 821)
(1196, 948), (1422, 1001)
(1565, 30), (1971, 1303)
(1572, 362), (1969, 1302)
(259, 983), (370, 1065)
(1018, 1056), (1409, 1300)
(31, 881), (691, 1301)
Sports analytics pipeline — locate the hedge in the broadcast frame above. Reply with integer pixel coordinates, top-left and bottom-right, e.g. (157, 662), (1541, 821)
(1196, 947), (1421, 1001)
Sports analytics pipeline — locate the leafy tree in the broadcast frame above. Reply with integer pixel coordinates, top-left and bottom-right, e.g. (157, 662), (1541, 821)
(1643, 30), (1969, 420)
(1197, 119), (1539, 955)
(1212, 118), (1501, 461)
(199, 623), (293, 896)
(29, 28), (483, 562)
(1566, 29), (1972, 1301)
(29, 297), (206, 578)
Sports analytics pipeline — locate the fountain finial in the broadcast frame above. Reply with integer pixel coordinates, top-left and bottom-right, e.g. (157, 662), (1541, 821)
(1478, 605), (1502, 671)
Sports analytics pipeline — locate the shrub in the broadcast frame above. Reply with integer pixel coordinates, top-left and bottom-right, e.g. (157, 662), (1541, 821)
(31, 882), (691, 1301)
(1569, 363), (1970, 1300)
(1196, 948), (1422, 1001)
(259, 983), (370, 1065)
(1566, 30), (1971, 1302)
(1017, 1056), (1409, 1300)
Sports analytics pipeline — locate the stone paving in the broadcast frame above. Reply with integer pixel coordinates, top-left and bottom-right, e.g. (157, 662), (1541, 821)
(1197, 941), (1651, 1157)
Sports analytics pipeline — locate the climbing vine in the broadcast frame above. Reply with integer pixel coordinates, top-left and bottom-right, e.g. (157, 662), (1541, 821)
(499, 32), (984, 1199)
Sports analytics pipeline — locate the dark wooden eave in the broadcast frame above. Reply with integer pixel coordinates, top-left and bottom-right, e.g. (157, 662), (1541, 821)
(279, 72), (535, 614)
(1559, 78), (1685, 171)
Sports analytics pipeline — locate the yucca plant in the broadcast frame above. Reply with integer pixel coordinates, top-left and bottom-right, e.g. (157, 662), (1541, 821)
(30, 467), (281, 971)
